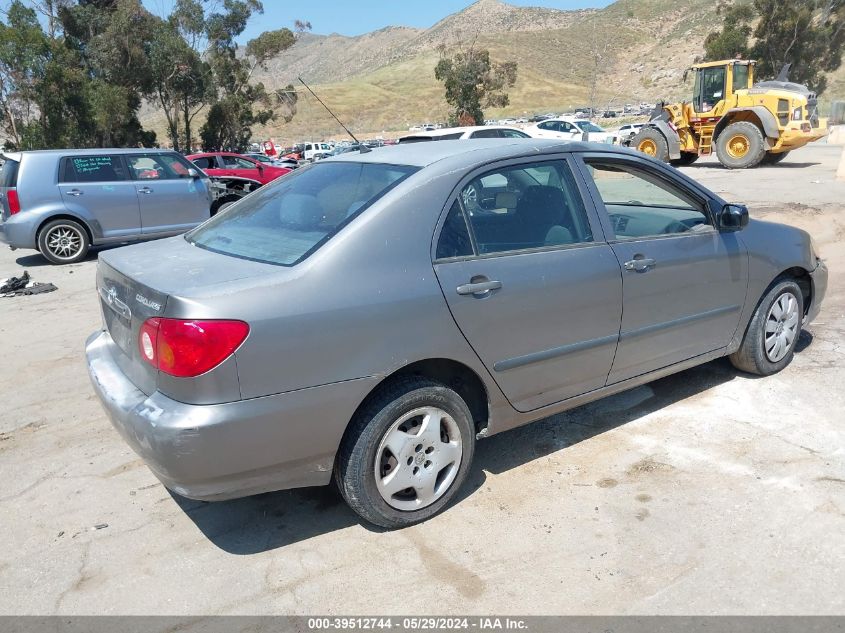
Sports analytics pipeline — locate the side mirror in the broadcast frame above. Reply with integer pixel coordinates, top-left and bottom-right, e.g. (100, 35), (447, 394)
(719, 203), (749, 231)
(187, 168), (200, 179)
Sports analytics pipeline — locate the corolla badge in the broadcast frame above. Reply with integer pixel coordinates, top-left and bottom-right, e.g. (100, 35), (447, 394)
(136, 294), (162, 312)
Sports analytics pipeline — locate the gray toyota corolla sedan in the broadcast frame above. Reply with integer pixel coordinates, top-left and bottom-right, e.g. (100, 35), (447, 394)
(86, 139), (827, 528)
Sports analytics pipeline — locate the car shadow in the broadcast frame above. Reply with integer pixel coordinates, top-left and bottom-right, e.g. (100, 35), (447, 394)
(176, 352), (800, 555)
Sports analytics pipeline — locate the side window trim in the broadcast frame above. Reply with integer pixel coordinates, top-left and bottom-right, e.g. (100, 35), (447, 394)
(431, 154), (608, 263)
(571, 153), (716, 243)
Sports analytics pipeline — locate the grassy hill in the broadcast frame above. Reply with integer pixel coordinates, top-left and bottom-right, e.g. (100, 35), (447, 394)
(143, 0), (845, 145)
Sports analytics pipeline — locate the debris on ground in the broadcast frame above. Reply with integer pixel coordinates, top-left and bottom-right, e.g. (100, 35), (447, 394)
(0, 271), (57, 297)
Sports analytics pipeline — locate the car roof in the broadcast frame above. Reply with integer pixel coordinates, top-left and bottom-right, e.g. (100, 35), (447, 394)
(325, 138), (617, 168)
(3, 148), (180, 157)
(403, 125), (523, 138)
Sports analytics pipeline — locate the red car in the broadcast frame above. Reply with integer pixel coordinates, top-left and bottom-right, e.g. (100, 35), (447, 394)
(187, 152), (291, 185)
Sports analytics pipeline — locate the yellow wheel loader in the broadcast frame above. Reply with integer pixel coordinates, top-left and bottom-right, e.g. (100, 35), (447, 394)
(630, 59), (827, 169)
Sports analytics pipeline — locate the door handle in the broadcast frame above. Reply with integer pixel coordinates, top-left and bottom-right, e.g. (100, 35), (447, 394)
(138, 187), (153, 195)
(456, 279), (502, 296)
(67, 189), (83, 196)
(624, 257), (656, 272)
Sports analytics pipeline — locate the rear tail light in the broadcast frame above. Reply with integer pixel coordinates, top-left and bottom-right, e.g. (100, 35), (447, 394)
(139, 318), (249, 378)
(7, 189), (20, 215)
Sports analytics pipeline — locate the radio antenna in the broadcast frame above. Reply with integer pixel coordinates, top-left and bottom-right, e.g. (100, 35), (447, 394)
(297, 76), (371, 153)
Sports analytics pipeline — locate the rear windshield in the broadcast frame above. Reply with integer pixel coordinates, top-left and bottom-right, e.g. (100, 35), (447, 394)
(0, 159), (19, 187)
(187, 161), (417, 266)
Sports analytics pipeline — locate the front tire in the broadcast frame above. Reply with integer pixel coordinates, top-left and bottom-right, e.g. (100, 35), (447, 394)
(37, 218), (90, 265)
(632, 127), (670, 162)
(715, 121), (766, 169)
(729, 279), (804, 376)
(335, 377), (476, 529)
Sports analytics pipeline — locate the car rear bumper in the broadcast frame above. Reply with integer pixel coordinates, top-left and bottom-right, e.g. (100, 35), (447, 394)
(0, 214), (37, 249)
(807, 258), (828, 325)
(86, 329), (377, 501)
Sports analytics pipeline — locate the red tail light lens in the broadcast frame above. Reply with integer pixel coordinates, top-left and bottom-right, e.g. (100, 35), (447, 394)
(138, 318), (249, 378)
(7, 189), (21, 215)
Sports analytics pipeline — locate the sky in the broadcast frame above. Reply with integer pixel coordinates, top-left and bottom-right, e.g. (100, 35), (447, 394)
(142, 0), (614, 42)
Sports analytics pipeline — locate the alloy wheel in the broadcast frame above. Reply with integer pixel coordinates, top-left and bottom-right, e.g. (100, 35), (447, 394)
(374, 406), (463, 511)
(45, 225), (85, 261)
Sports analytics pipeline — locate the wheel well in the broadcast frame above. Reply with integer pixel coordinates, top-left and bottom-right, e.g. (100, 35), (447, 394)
(36, 214), (93, 244)
(715, 112), (765, 141)
(355, 359), (490, 436)
(776, 267), (812, 315)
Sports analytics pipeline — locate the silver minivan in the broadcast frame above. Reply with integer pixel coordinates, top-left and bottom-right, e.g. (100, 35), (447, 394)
(0, 149), (212, 264)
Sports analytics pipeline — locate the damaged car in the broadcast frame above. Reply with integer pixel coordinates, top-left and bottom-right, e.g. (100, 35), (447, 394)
(86, 139), (827, 528)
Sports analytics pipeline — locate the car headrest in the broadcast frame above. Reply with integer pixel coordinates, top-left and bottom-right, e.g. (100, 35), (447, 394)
(495, 191), (518, 210)
(280, 193), (325, 230)
(517, 185), (569, 227)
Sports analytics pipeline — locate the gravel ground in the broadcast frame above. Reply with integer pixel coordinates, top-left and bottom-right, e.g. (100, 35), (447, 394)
(0, 143), (843, 615)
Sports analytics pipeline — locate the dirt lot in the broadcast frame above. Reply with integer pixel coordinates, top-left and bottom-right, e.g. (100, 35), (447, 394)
(1, 143), (843, 615)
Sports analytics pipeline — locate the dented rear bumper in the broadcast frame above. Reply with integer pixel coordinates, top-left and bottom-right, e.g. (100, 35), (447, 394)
(86, 329), (377, 501)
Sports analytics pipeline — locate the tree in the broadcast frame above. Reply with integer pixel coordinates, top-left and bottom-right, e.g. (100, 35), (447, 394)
(0, 0), (302, 150)
(704, 0), (845, 93)
(59, 0), (160, 146)
(0, 1), (49, 147)
(434, 42), (517, 126)
(704, 2), (755, 61)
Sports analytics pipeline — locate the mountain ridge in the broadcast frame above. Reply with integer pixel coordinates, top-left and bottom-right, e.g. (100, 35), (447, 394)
(142, 0), (845, 143)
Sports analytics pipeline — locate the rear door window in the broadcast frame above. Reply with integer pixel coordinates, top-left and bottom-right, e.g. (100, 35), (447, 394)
(470, 129), (502, 139)
(0, 159), (19, 187)
(61, 155), (128, 183)
(187, 162), (417, 266)
(456, 160), (593, 255)
(190, 156), (215, 170)
(222, 156), (256, 169)
(126, 154), (194, 180)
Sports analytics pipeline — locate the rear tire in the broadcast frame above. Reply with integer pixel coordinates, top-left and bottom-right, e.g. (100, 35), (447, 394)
(37, 218), (90, 265)
(631, 127), (670, 162)
(761, 151), (790, 165)
(729, 279), (804, 376)
(335, 377), (476, 529)
(715, 121), (766, 169)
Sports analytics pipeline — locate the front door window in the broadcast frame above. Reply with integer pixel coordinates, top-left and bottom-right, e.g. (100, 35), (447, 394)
(695, 67), (726, 113)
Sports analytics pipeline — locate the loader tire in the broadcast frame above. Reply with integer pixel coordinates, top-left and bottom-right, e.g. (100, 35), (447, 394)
(715, 121), (766, 169)
(632, 127), (670, 162)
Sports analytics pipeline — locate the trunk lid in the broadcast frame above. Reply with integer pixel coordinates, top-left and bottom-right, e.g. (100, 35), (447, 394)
(97, 235), (284, 395)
